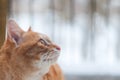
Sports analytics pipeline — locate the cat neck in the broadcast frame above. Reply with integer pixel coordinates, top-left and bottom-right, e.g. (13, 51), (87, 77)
(23, 64), (50, 80)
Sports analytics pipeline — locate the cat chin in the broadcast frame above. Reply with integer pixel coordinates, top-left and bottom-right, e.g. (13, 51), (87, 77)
(36, 60), (58, 75)
(33, 59), (53, 68)
(34, 58), (57, 68)
(33, 52), (60, 74)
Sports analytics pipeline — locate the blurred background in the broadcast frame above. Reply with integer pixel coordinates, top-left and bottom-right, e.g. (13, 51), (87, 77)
(0, 0), (120, 80)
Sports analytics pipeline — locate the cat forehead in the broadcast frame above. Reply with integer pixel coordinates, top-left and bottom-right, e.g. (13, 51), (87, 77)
(39, 33), (49, 39)
(21, 31), (51, 44)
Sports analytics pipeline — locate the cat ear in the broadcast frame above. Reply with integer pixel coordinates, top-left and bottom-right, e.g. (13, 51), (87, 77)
(7, 19), (24, 45)
(28, 26), (32, 32)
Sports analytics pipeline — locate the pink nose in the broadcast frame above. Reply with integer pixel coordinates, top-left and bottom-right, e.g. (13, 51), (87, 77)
(56, 46), (61, 51)
(55, 45), (61, 51)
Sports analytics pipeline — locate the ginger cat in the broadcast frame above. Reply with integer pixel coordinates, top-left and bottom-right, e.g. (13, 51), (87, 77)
(0, 20), (64, 80)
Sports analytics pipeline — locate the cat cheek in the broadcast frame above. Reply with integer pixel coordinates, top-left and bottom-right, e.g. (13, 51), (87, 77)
(28, 52), (34, 56)
(34, 55), (41, 60)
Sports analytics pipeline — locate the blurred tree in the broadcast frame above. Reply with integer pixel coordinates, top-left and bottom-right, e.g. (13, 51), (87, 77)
(0, 0), (8, 48)
(50, 0), (74, 23)
(49, 0), (55, 39)
(96, 0), (110, 26)
(115, 1), (120, 60)
(69, 0), (75, 25)
(89, 0), (96, 60)
(29, 0), (34, 26)
(82, 0), (96, 60)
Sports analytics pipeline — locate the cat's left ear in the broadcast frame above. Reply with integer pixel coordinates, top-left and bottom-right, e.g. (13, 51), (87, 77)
(7, 19), (25, 45)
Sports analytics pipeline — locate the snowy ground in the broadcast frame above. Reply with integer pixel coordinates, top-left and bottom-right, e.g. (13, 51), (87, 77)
(65, 75), (120, 80)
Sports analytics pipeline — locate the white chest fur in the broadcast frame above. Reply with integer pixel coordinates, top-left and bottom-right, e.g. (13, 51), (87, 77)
(24, 65), (50, 80)
(25, 74), (42, 80)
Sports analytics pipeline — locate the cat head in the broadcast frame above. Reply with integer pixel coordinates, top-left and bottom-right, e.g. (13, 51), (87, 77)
(6, 20), (61, 69)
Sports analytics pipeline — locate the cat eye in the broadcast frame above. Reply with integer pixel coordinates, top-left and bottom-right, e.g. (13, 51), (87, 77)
(39, 39), (47, 45)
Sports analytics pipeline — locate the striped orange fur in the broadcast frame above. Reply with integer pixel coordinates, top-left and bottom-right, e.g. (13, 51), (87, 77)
(0, 20), (64, 80)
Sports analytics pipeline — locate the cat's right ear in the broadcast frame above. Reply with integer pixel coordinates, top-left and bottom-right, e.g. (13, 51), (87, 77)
(6, 19), (24, 46)
(28, 26), (32, 32)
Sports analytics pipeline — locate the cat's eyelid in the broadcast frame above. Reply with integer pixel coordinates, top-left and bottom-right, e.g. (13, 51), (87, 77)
(46, 39), (51, 43)
(39, 38), (48, 46)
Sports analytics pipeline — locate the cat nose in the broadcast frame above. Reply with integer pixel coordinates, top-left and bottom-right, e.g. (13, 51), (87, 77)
(54, 45), (61, 51)
(56, 46), (61, 51)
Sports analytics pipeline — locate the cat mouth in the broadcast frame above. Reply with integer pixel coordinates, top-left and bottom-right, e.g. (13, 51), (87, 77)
(41, 50), (60, 63)
(43, 55), (59, 62)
